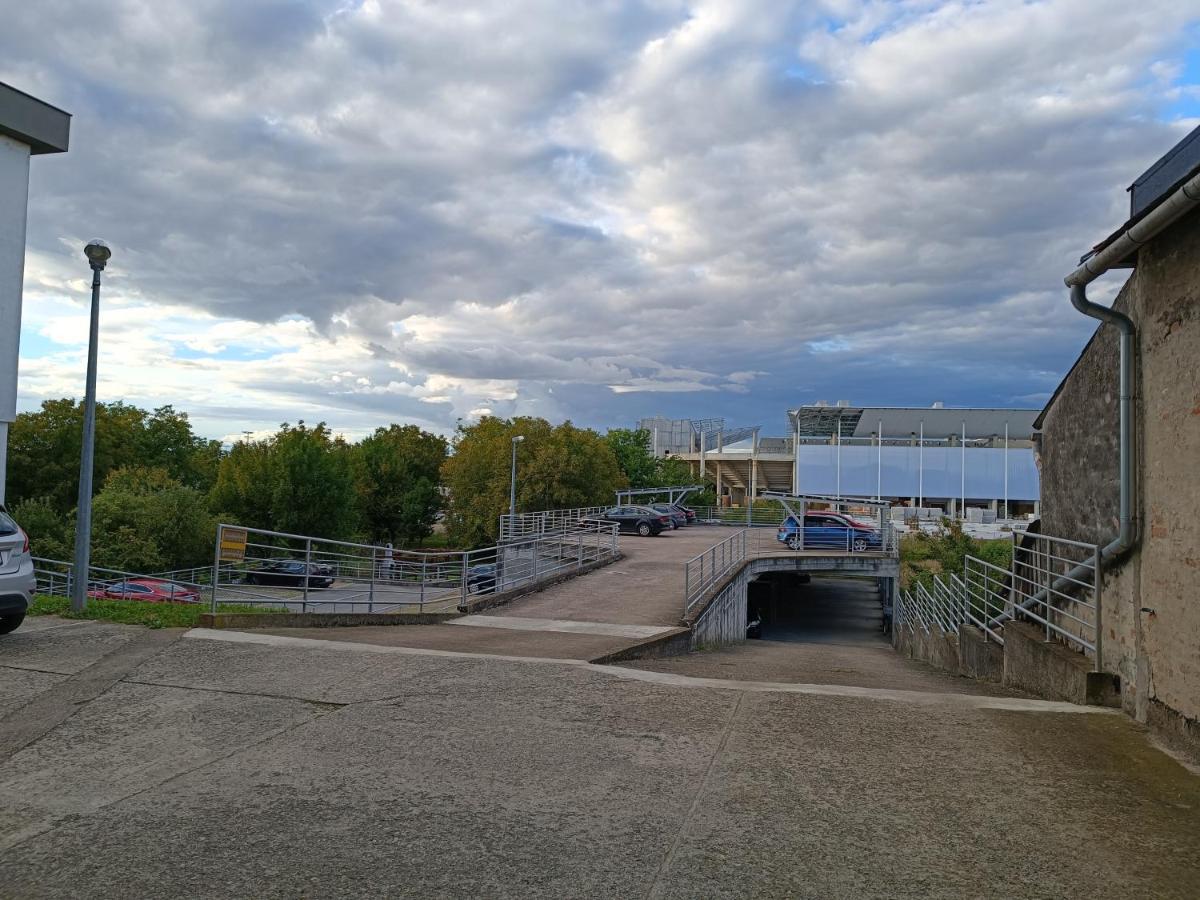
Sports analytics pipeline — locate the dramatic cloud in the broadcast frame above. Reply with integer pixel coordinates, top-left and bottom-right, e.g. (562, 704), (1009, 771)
(5, 0), (1198, 439)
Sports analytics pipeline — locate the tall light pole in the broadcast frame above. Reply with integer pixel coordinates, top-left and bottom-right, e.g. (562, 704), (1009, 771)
(509, 435), (524, 518)
(69, 240), (110, 613)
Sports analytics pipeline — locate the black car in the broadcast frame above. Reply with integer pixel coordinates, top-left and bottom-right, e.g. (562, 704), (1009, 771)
(650, 503), (688, 529)
(467, 563), (498, 594)
(244, 559), (335, 589)
(598, 506), (671, 536)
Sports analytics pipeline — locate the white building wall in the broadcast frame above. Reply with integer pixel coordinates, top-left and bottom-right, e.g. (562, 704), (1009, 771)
(0, 134), (32, 503)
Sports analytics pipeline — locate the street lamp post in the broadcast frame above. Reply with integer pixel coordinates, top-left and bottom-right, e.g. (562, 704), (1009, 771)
(509, 435), (525, 519)
(69, 240), (111, 613)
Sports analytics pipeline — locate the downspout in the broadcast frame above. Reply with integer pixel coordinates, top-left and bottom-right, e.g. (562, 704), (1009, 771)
(1063, 167), (1200, 562)
(989, 169), (1200, 630)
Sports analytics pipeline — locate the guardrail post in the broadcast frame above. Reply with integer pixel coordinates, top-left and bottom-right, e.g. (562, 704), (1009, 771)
(1042, 541), (1051, 642)
(302, 538), (312, 613)
(1093, 545), (1103, 672)
(368, 552), (376, 613)
(577, 533), (583, 568)
(210, 525), (222, 614)
(460, 551), (469, 607)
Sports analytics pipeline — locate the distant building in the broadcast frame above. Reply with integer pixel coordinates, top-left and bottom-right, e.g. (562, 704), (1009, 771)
(639, 401), (1040, 519)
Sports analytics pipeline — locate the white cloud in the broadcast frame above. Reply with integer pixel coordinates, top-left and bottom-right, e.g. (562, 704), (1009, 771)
(4, 0), (1197, 437)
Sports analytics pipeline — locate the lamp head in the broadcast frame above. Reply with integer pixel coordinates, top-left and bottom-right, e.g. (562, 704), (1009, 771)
(512, 435), (525, 443)
(84, 240), (111, 270)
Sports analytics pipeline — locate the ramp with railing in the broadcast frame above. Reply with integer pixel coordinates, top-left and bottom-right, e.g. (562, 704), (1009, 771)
(209, 521), (619, 614)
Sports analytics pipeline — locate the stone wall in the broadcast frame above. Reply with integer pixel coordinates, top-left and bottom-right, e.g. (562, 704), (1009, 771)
(1038, 208), (1200, 752)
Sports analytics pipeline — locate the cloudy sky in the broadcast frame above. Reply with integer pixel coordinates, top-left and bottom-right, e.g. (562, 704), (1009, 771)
(4, 0), (1198, 443)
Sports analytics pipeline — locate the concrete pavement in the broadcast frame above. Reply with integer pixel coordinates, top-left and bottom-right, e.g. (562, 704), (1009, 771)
(2, 616), (1199, 898)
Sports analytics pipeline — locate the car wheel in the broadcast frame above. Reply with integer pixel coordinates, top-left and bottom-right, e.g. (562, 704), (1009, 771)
(786, 535), (803, 550)
(0, 612), (26, 635)
(853, 537), (869, 552)
(637, 522), (652, 537)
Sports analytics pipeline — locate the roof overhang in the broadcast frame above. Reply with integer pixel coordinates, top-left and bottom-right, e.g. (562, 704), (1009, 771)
(0, 82), (70, 154)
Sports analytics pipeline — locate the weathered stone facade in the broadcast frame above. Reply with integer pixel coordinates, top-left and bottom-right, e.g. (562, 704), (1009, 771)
(1038, 209), (1200, 755)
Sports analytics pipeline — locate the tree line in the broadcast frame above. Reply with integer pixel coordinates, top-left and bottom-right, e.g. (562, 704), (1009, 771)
(5, 400), (709, 574)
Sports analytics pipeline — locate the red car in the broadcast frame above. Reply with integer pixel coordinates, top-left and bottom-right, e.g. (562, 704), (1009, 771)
(88, 578), (200, 604)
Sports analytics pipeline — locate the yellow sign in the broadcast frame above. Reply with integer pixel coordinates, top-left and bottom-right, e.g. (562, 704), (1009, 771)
(219, 527), (248, 562)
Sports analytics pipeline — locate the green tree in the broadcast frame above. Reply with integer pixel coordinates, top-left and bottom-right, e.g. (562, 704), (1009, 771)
(441, 416), (624, 547)
(210, 422), (357, 539)
(209, 439), (275, 529)
(90, 467), (216, 573)
(351, 424), (447, 547)
(7, 497), (73, 561)
(605, 428), (659, 488)
(5, 399), (219, 512)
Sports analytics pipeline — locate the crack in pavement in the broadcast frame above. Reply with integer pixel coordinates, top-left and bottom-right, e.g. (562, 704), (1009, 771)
(0, 628), (186, 763)
(645, 691), (746, 899)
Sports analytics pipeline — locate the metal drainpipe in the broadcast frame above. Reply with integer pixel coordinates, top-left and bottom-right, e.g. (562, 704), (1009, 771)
(987, 169), (1200, 632)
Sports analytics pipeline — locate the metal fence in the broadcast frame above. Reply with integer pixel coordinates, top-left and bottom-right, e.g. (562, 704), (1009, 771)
(498, 506), (611, 542)
(211, 521), (618, 614)
(683, 530), (748, 615)
(33, 557), (206, 603)
(896, 531), (1101, 669)
(1010, 532), (1101, 661)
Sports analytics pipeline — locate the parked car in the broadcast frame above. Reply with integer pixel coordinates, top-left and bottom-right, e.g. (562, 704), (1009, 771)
(776, 512), (882, 552)
(87, 578), (200, 604)
(467, 563), (498, 594)
(597, 506), (671, 536)
(649, 503), (688, 529)
(674, 504), (698, 524)
(244, 559), (335, 589)
(0, 505), (35, 635)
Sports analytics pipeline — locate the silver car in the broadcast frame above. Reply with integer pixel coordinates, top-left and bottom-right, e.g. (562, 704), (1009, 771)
(0, 505), (35, 634)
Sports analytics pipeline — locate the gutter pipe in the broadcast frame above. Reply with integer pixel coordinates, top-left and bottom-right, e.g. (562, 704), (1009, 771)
(988, 170), (1200, 633)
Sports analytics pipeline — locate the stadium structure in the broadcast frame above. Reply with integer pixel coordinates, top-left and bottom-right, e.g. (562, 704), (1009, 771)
(639, 402), (1040, 521)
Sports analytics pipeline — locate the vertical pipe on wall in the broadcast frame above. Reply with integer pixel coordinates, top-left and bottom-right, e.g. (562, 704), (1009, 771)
(961, 421), (966, 519)
(835, 418), (841, 500)
(1003, 422), (1009, 520)
(918, 421), (924, 509)
(877, 418), (883, 501)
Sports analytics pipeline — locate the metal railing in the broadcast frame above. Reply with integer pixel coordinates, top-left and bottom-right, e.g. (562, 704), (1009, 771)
(212, 520), (619, 614)
(895, 531), (1101, 669)
(683, 530), (748, 615)
(689, 506), (788, 527)
(498, 506), (611, 542)
(896, 573), (965, 636)
(33, 557), (207, 604)
(963, 556), (1010, 644)
(1009, 532), (1101, 663)
(683, 522), (899, 616)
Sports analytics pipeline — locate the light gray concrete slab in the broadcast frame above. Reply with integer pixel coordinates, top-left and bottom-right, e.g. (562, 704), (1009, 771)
(1, 622), (1198, 898)
(0, 680), (325, 852)
(451, 614), (676, 639)
(0, 627), (183, 761)
(0, 667), (66, 718)
(0, 617), (146, 675)
(657, 692), (1200, 899)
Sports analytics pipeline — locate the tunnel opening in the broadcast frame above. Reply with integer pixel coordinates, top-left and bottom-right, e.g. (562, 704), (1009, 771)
(747, 573), (888, 645)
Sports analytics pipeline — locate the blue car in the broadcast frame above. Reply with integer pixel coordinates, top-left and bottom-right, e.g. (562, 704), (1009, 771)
(776, 512), (882, 552)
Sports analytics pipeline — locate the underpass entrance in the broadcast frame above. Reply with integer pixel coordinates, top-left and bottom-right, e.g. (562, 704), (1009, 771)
(748, 574), (887, 645)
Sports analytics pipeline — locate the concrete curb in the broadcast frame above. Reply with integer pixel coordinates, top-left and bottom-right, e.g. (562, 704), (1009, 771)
(588, 627), (692, 664)
(198, 611), (461, 629)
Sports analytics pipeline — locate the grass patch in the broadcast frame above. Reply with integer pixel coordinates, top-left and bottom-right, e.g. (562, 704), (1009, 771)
(899, 522), (1014, 591)
(28, 595), (286, 629)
